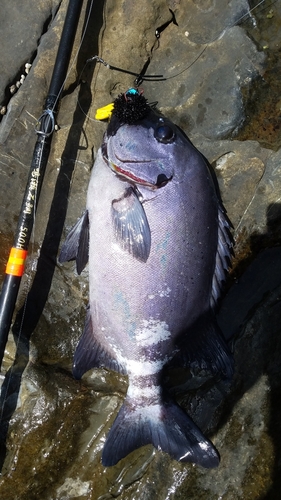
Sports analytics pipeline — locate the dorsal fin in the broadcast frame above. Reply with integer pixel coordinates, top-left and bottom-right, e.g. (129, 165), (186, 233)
(211, 205), (234, 309)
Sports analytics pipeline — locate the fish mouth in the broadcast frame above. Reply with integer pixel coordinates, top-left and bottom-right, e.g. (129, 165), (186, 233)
(111, 161), (172, 188)
(102, 143), (172, 188)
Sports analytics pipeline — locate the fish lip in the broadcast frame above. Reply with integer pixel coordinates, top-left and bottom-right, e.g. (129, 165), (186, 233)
(110, 162), (157, 187)
(102, 144), (172, 188)
(110, 161), (172, 188)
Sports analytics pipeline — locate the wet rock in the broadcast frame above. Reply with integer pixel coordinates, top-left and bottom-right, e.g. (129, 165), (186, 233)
(0, 1), (61, 106)
(146, 9), (265, 139)
(0, 0), (80, 235)
(0, 0), (281, 499)
(193, 137), (270, 229)
(235, 147), (281, 240)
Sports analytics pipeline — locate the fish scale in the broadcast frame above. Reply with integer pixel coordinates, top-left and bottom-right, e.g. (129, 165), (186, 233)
(59, 90), (234, 467)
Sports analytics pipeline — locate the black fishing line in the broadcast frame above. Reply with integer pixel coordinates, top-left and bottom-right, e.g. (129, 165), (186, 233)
(0, 0), (274, 440)
(155, 8), (178, 39)
(84, 0), (277, 87)
(84, 8), (179, 86)
(86, 56), (165, 82)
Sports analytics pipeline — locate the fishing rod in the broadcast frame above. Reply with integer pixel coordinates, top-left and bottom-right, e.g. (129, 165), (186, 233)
(0, 0), (84, 370)
(0, 0), (271, 370)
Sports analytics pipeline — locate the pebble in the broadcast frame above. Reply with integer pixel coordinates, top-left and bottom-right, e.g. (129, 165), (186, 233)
(25, 62), (32, 74)
(9, 84), (17, 94)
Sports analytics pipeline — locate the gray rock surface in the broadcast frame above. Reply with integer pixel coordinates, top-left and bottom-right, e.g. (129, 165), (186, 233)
(0, 1), (61, 105)
(0, 0), (281, 499)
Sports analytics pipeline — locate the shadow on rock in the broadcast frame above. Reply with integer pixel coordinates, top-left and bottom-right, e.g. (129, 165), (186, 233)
(157, 202), (281, 498)
(0, 0), (104, 472)
(216, 203), (281, 498)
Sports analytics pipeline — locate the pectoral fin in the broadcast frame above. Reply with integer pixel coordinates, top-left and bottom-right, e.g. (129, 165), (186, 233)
(112, 187), (151, 262)
(59, 210), (89, 274)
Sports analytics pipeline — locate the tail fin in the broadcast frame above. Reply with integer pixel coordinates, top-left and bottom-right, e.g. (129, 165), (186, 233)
(102, 397), (219, 468)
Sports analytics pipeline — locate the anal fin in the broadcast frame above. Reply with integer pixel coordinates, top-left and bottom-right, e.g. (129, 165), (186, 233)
(172, 312), (234, 380)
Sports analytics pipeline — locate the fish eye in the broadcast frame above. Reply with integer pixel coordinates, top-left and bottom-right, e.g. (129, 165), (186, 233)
(154, 124), (175, 143)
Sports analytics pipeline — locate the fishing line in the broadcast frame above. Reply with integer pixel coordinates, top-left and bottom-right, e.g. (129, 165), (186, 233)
(0, 163), (40, 425)
(13, 0), (95, 309)
(85, 56), (165, 80)
(80, 0), (277, 91)
(36, 0), (95, 134)
(74, 0), (275, 124)
(0, 0), (96, 421)
(0, 264), (33, 424)
(74, 0), (278, 125)
(0, 0), (274, 418)
(156, 0), (279, 81)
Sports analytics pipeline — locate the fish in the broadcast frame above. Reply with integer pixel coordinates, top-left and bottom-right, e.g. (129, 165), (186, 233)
(59, 89), (234, 468)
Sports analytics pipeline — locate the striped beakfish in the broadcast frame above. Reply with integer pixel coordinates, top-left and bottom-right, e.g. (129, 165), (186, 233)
(59, 89), (234, 467)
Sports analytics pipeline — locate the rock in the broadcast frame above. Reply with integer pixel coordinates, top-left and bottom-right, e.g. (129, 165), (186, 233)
(148, 24), (265, 139)
(0, 1), (61, 105)
(0, 0), (281, 499)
